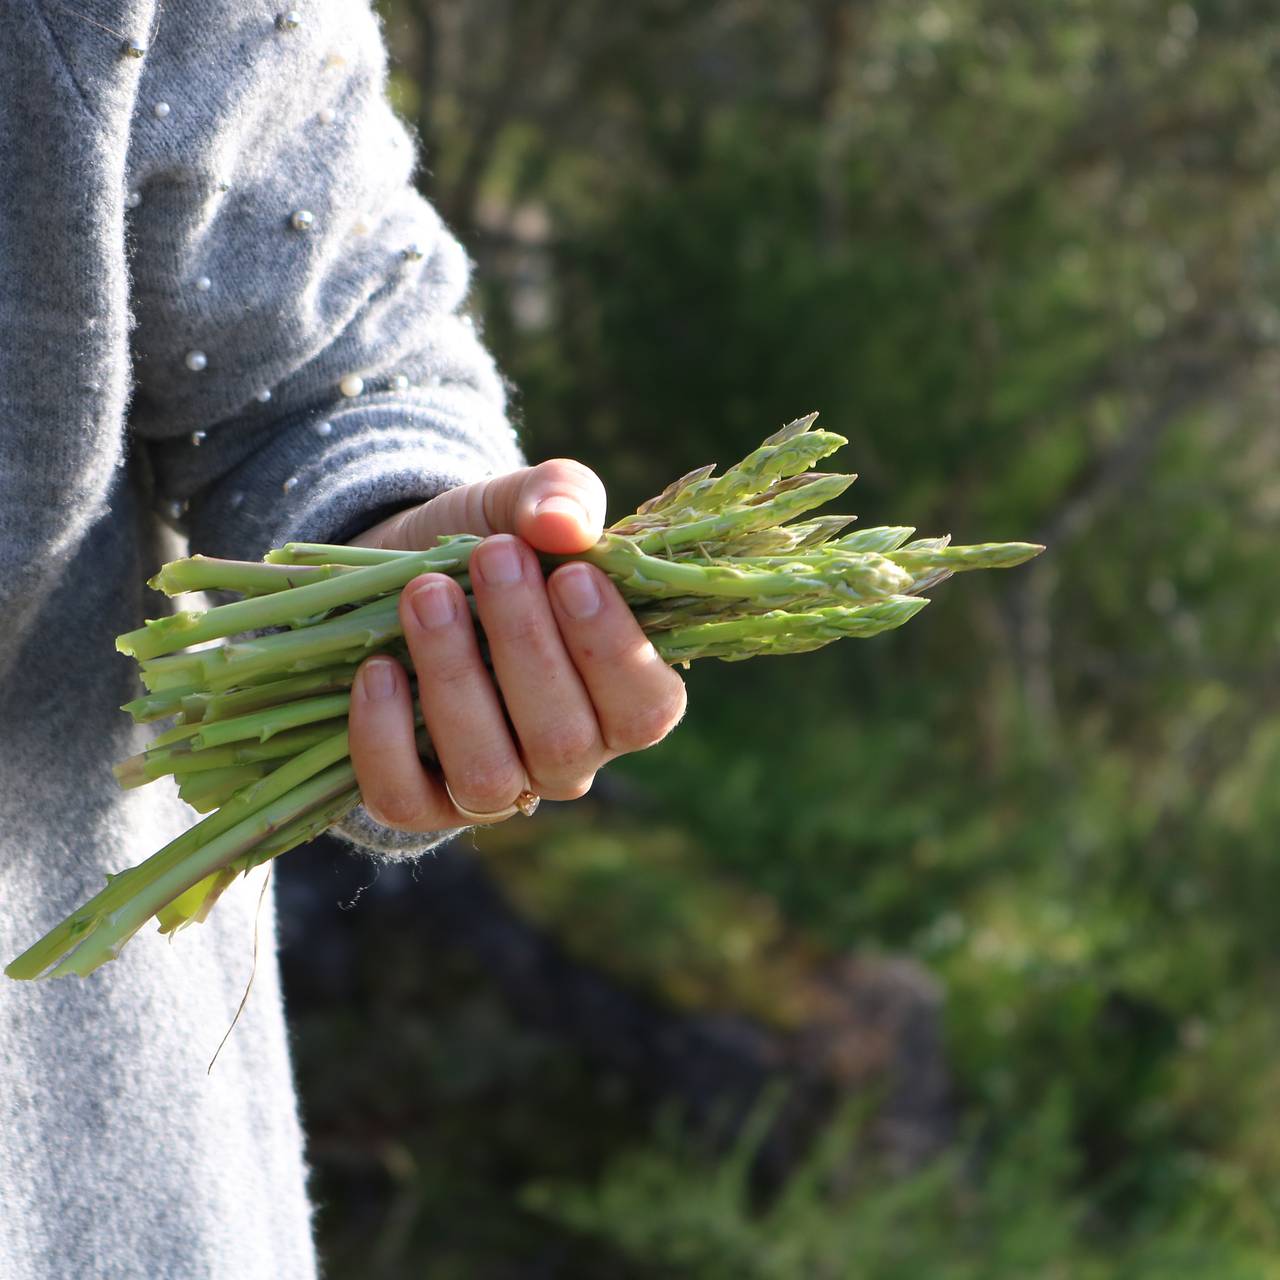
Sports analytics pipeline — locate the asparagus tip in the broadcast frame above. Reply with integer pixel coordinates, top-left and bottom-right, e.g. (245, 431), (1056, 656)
(1001, 542), (1048, 566)
(762, 411), (822, 445)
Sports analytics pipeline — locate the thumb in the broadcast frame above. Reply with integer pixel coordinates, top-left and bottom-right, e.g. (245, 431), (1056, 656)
(352, 459), (607, 555)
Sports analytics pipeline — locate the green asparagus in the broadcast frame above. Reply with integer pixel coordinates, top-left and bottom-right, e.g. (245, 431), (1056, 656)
(5, 414), (1042, 981)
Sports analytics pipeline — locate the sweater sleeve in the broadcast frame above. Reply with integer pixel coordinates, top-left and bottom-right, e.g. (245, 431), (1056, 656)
(123, 0), (525, 857)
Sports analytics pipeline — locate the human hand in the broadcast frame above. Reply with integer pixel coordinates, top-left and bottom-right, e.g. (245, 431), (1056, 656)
(345, 461), (688, 829)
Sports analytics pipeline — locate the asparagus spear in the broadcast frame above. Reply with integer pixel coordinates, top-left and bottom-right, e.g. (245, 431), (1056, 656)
(177, 765), (275, 813)
(7, 732), (354, 980)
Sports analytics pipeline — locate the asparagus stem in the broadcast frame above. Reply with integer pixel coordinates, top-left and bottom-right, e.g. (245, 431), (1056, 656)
(149, 721), (202, 748)
(46, 762), (358, 979)
(177, 665), (359, 723)
(184, 693), (352, 750)
(133, 643), (367, 696)
(582, 535), (913, 603)
(155, 868), (239, 931)
(137, 596), (402, 692)
(202, 622), (401, 694)
(6, 731), (353, 981)
(113, 723), (344, 789)
(170, 723), (348, 773)
(118, 542), (475, 660)
(148, 556), (364, 597)
(177, 765), (274, 813)
(265, 542), (428, 565)
(652, 596), (930, 664)
(156, 786), (362, 933)
(239, 786), (362, 870)
(122, 683), (206, 724)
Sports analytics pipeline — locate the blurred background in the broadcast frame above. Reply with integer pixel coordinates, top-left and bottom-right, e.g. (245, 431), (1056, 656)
(275, 2), (1280, 1276)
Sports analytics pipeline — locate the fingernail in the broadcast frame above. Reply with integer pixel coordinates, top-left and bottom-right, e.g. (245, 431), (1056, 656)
(410, 580), (456, 629)
(534, 494), (589, 527)
(553, 564), (600, 619)
(361, 660), (396, 701)
(478, 535), (522, 585)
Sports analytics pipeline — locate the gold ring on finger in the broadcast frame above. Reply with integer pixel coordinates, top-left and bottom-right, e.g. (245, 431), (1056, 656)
(443, 778), (540, 823)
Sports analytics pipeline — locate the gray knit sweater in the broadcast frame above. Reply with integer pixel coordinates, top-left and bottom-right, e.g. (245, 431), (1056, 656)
(0, 3), (522, 1276)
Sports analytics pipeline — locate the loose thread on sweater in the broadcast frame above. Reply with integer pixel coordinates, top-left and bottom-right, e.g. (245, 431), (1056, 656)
(45, 3), (128, 40)
(45, 0), (166, 48)
(207, 865), (272, 1075)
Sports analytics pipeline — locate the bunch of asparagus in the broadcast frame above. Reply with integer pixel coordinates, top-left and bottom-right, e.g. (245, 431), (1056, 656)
(5, 415), (1041, 982)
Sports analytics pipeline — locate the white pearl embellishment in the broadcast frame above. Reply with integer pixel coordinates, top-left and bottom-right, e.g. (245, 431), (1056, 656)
(392, 374), (409, 391)
(312, 420), (333, 437)
(339, 375), (365, 398)
(277, 11), (302, 31)
(194, 276), (212, 292)
(190, 431), (207, 446)
(318, 107), (338, 125)
(282, 476), (299, 494)
(184, 350), (208, 372)
(126, 191), (142, 209)
(290, 209), (315, 232)
(255, 388), (273, 403)
(153, 101), (171, 119)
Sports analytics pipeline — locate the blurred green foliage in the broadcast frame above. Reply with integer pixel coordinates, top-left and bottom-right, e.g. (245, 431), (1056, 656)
(526, 1091), (1280, 1278)
(302, 1), (1280, 1273)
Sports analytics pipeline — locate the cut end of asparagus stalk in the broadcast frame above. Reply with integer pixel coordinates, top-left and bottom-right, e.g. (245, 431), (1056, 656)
(112, 754), (153, 790)
(116, 611), (203, 657)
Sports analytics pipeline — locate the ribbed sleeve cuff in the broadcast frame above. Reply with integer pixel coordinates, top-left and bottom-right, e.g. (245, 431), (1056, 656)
(326, 804), (467, 859)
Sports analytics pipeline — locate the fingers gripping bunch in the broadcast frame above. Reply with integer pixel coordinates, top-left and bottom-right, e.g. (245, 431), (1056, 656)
(5, 415), (1042, 981)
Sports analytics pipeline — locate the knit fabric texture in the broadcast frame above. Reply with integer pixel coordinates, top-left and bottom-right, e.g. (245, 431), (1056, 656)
(0, 2), (523, 1276)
